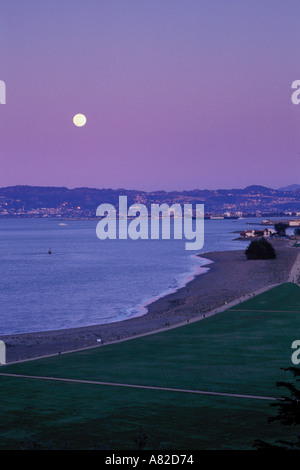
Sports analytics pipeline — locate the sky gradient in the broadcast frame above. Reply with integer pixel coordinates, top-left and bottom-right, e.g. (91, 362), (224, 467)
(1, 0), (300, 191)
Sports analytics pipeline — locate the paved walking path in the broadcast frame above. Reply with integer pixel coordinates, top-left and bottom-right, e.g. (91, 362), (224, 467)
(2, 242), (299, 365)
(0, 372), (279, 402)
(3, 281), (282, 366)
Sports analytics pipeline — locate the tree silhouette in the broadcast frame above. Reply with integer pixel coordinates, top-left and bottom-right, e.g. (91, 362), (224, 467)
(253, 367), (300, 450)
(274, 223), (289, 237)
(294, 228), (300, 237)
(245, 239), (276, 260)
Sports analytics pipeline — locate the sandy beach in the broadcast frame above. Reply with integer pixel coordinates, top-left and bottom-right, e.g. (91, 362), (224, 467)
(1, 239), (299, 363)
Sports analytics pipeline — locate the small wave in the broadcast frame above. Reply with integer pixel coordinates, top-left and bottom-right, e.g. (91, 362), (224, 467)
(125, 253), (213, 319)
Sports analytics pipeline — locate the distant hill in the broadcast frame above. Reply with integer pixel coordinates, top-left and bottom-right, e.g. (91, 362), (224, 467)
(0, 184), (299, 217)
(242, 185), (275, 194)
(278, 184), (300, 192)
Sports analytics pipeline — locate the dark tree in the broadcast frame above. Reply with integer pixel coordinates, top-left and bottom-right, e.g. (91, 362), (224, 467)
(253, 368), (300, 450)
(245, 239), (276, 260)
(274, 223), (289, 237)
(294, 228), (300, 237)
(254, 230), (264, 237)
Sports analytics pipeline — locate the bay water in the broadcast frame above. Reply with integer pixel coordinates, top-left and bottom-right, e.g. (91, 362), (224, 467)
(0, 217), (263, 334)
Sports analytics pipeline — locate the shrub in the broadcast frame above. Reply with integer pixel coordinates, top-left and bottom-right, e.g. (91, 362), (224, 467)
(275, 222), (289, 237)
(245, 239), (276, 260)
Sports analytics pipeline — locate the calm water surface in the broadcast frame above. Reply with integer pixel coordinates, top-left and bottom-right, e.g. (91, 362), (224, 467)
(0, 217), (262, 334)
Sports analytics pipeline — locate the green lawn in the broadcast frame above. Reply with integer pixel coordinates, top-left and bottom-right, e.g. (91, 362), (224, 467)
(0, 282), (299, 449)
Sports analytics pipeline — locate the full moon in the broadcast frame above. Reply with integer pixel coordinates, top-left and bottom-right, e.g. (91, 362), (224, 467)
(73, 113), (87, 127)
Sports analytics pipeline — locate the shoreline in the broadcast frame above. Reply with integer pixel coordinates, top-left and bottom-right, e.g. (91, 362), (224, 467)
(129, 254), (213, 319)
(1, 239), (299, 363)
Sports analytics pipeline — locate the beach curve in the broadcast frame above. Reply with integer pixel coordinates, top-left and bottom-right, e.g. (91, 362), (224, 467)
(1, 239), (299, 363)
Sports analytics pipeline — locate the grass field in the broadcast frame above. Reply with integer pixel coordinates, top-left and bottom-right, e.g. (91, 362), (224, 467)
(0, 282), (300, 450)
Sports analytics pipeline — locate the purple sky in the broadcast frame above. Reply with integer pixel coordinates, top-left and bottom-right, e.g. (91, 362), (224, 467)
(1, 0), (300, 191)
